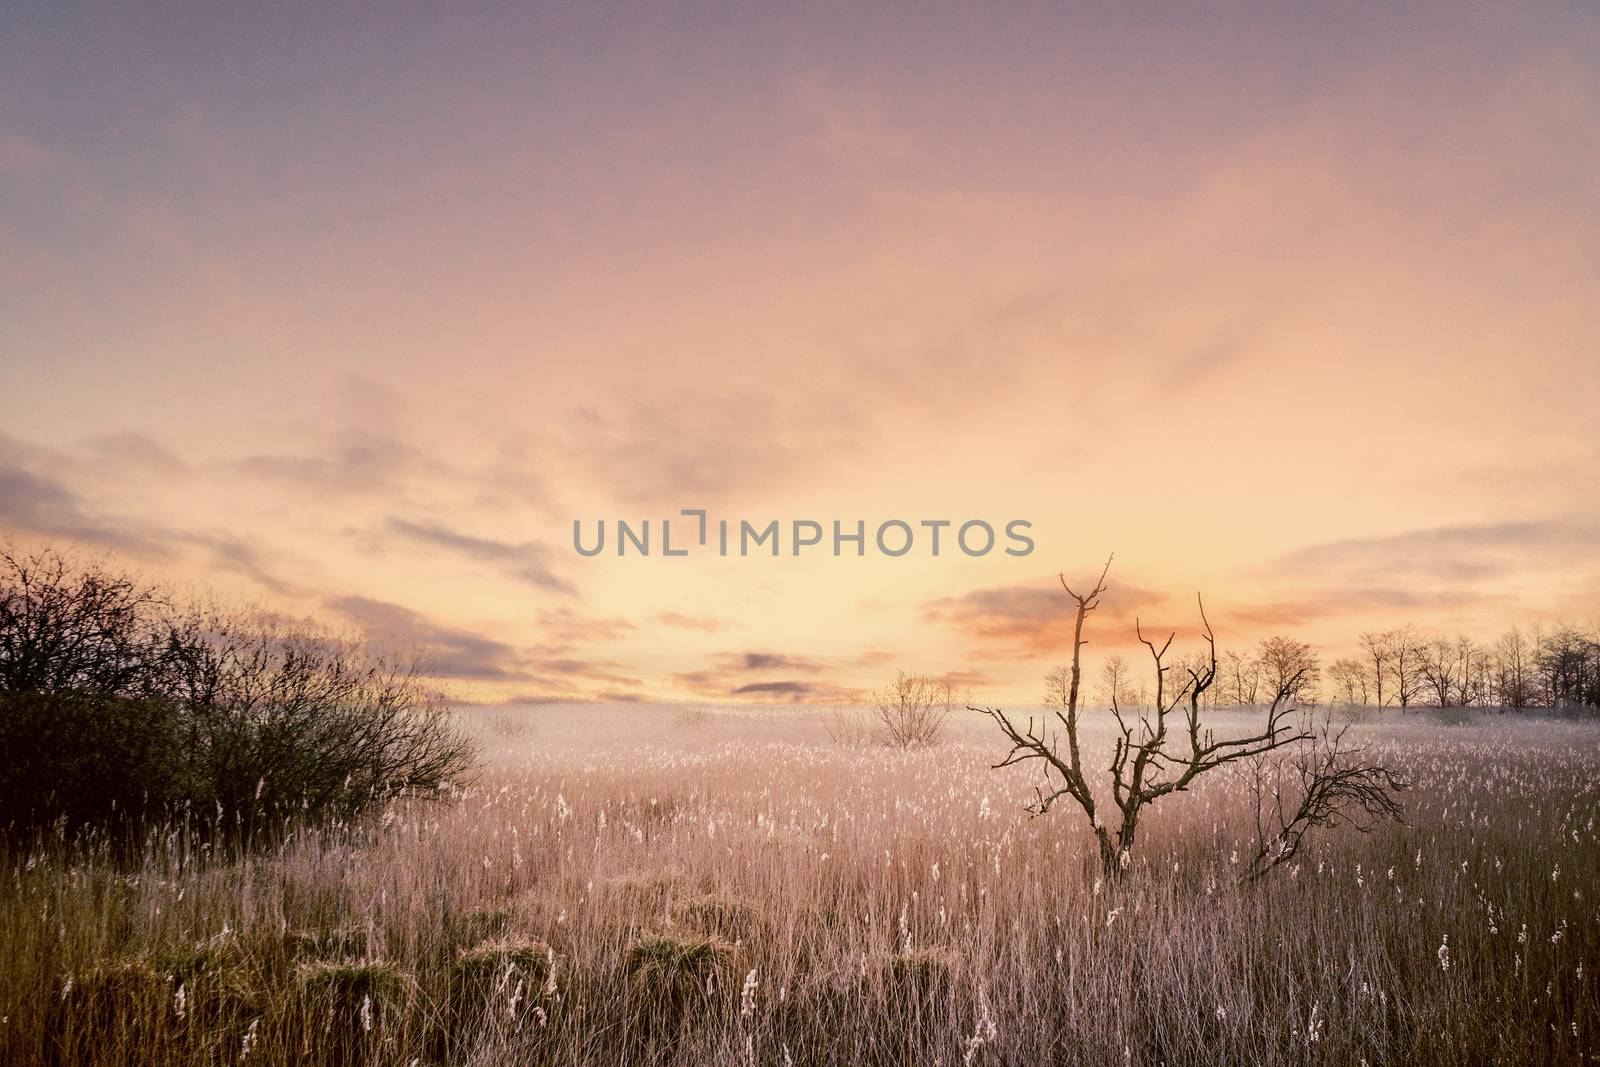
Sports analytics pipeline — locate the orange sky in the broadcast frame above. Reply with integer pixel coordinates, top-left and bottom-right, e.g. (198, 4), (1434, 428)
(3, 4), (1598, 704)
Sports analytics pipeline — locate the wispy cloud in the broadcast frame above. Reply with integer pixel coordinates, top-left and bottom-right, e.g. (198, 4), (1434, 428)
(564, 389), (870, 509)
(1, 438), (174, 558)
(1216, 587), (1495, 629)
(1275, 517), (1600, 584)
(534, 607), (636, 653)
(922, 576), (1166, 656)
(235, 432), (439, 498)
(656, 611), (729, 633)
(326, 595), (527, 681)
(386, 516), (572, 593)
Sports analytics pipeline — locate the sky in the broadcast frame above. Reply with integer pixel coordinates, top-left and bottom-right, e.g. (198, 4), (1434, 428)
(3, 2), (1598, 705)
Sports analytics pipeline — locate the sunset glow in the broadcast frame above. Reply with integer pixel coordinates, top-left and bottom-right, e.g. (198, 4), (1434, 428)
(4, 4), (1597, 704)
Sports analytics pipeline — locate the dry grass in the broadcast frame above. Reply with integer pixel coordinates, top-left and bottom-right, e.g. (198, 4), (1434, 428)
(1, 703), (1596, 1065)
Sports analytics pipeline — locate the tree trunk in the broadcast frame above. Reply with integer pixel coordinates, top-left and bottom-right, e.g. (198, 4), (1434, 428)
(1098, 817), (1136, 879)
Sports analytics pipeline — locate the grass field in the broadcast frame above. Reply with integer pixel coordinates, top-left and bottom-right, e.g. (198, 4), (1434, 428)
(2, 703), (1596, 1065)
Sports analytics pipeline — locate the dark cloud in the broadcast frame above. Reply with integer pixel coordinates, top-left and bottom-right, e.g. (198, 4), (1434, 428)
(725, 652), (821, 672)
(325, 595), (527, 681)
(386, 516), (572, 593)
(325, 595), (649, 696)
(528, 657), (642, 688)
(731, 681), (811, 699)
(669, 647), (864, 703)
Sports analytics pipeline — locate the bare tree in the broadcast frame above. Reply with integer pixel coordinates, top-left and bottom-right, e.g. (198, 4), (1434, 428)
(1044, 664), (1072, 709)
(1245, 713), (1406, 879)
(1492, 627), (1533, 709)
(1419, 636), (1459, 707)
(1327, 658), (1368, 707)
(1257, 635), (1321, 705)
(1359, 630), (1391, 707)
(1390, 624), (1426, 710)
(1097, 653), (1130, 709)
(871, 671), (950, 749)
(0, 546), (168, 697)
(1222, 648), (1260, 706)
(821, 705), (875, 747)
(1455, 635), (1489, 706)
(971, 558), (1401, 879)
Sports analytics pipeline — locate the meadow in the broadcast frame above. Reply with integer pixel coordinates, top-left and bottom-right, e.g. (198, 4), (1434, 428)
(1, 703), (1595, 1066)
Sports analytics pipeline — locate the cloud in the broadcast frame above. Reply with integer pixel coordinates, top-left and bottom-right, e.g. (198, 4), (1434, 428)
(1275, 517), (1600, 584)
(386, 516), (572, 593)
(788, 67), (915, 171)
(722, 652), (822, 672)
(197, 535), (302, 596)
(564, 388), (870, 509)
(668, 646), (865, 702)
(1158, 320), (1264, 397)
(930, 668), (991, 693)
(1216, 587), (1495, 629)
(731, 681), (811, 699)
(535, 607), (636, 652)
(527, 656), (642, 688)
(922, 575), (1166, 655)
(0, 444), (173, 558)
(80, 432), (188, 475)
(234, 431), (440, 498)
(325, 595), (527, 681)
(656, 611), (728, 633)
(325, 596), (648, 696)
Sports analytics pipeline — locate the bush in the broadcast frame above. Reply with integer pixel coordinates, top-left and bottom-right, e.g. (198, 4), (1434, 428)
(0, 545), (476, 841)
(871, 671), (954, 749)
(0, 690), (193, 832)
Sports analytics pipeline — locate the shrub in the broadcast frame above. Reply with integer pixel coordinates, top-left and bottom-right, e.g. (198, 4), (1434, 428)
(0, 690), (193, 833)
(871, 671), (954, 749)
(0, 546), (476, 840)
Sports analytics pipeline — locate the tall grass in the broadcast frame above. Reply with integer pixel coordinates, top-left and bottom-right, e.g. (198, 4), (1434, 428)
(1, 705), (1595, 1065)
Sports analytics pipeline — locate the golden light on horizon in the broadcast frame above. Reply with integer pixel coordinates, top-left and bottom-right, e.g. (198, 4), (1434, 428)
(3, 4), (1598, 704)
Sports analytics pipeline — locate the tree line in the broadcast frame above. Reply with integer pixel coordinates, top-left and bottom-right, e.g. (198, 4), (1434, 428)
(1094, 623), (1600, 711)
